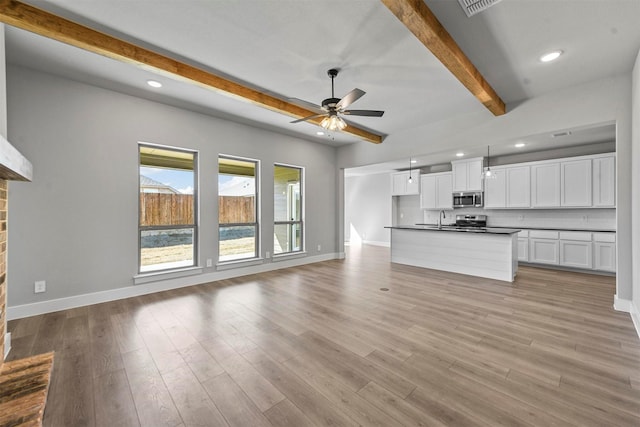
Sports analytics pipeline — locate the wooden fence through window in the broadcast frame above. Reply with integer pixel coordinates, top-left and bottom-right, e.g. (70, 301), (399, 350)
(140, 193), (255, 226)
(218, 196), (255, 223)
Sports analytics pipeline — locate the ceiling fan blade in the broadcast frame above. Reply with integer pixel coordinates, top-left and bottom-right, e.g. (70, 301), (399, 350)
(290, 113), (326, 124)
(342, 110), (385, 117)
(336, 88), (365, 110)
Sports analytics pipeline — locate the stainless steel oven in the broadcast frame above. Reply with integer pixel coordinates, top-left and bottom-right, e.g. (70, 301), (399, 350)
(453, 191), (483, 208)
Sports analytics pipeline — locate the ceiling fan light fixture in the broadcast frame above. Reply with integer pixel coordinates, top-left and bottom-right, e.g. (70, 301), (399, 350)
(320, 115), (346, 131)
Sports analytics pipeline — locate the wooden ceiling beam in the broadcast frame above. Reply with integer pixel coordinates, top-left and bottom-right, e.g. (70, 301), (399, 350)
(381, 0), (506, 116)
(0, 0), (384, 144)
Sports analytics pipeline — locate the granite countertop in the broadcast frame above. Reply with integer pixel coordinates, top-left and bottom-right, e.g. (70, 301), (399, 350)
(385, 225), (521, 235)
(488, 226), (616, 233)
(414, 223), (616, 233)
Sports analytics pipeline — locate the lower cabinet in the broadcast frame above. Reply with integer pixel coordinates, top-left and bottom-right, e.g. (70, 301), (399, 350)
(521, 230), (615, 272)
(529, 238), (560, 265)
(593, 233), (616, 272)
(529, 230), (559, 265)
(517, 230), (529, 262)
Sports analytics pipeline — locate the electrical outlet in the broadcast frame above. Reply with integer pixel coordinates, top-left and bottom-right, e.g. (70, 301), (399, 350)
(400, 212), (404, 219)
(265, 251), (270, 258)
(317, 244), (321, 252)
(517, 215), (524, 221)
(206, 258), (213, 267)
(34, 280), (46, 293)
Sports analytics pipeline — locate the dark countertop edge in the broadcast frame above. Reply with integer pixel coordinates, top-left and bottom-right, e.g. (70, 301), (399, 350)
(415, 224), (616, 233)
(489, 226), (616, 233)
(385, 225), (520, 235)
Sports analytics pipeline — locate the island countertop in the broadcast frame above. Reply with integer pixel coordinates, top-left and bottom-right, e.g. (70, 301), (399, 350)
(385, 225), (521, 235)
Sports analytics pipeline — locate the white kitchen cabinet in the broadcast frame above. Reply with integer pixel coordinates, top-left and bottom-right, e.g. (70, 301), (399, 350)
(483, 167), (506, 208)
(517, 230), (529, 262)
(529, 230), (559, 265)
(531, 162), (560, 207)
(506, 166), (530, 208)
(593, 232), (616, 272)
(452, 157), (483, 192)
(561, 159), (592, 207)
(436, 173), (453, 209)
(420, 173), (452, 210)
(592, 155), (616, 207)
(391, 171), (420, 196)
(559, 231), (592, 269)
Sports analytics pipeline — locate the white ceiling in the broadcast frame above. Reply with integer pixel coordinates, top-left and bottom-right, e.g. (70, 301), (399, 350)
(6, 1), (640, 157)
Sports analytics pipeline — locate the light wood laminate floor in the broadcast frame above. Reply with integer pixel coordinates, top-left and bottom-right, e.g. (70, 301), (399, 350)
(7, 244), (640, 426)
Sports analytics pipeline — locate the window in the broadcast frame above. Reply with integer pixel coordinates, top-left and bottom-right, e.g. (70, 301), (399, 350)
(139, 144), (197, 273)
(274, 164), (303, 254)
(218, 156), (259, 262)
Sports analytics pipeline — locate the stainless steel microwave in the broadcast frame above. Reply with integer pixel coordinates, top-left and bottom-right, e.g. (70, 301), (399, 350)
(453, 192), (483, 208)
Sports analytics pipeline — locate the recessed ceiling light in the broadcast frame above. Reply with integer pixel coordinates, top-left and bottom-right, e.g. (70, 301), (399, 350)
(146, 80), (162, 88)
(316, 131), (325, 136)
(540, 50), (563, 62)
(515, 143), (525, 148)
(411, 159), (417, 164)
(456, 152), (464, 157)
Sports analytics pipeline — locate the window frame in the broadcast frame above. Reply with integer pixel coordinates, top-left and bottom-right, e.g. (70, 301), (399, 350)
(273, 163), (304, 256)
(218, 154), (260, 263)
(138, 142), (199, 274)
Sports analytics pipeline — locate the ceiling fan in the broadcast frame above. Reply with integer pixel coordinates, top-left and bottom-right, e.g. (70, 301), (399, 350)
(291, 68), (384, 131)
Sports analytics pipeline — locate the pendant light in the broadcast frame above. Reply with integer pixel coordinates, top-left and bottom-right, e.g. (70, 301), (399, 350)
(408, 158), (413, 184)
(484, 145), (496, 179)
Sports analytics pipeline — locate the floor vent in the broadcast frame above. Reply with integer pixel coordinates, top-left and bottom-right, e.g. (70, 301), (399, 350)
(457, 0), (503, 17)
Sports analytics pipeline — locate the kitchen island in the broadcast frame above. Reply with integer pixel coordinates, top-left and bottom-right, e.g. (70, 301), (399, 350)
(385, 225), (521, 282)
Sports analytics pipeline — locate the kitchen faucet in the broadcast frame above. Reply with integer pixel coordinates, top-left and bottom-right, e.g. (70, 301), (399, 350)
(438, 210), (446, 229)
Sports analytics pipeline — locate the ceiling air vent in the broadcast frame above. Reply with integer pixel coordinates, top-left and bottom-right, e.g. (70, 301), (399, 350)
(457, 0), (503, 17)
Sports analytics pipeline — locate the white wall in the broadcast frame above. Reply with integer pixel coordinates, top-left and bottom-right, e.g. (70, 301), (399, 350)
(6, 65), (339, 310)
(632, 49), (640, 329)
(344, 173), (391, 246)
(338, 74), (634, 303)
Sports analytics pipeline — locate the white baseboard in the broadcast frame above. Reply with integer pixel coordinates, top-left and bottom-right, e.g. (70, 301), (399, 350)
(363, 240), (390, 248)
(614, 295), (640, 340)
(614, 295), (632, 312)
(7, 252), (341, 320)
(631, 301), (640, 341)
(4, 332), (10, 360)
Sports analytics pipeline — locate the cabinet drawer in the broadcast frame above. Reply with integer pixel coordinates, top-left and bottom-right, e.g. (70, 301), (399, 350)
(517, 230), (529, 238)
(593, 232), (615, 243)
(529, 230), (559, 239)
(559, 231), (592, 241)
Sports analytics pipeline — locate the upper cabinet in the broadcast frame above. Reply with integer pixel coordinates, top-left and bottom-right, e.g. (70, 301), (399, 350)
(485, 165), (531, 208)
(506, 166), (531, 208)
(420, 172), (452, 210)
(561, 159), (592, 207)
(483, 153), (615, 210)
(391, 171), (420, 196)
(531, 163), (560, 208)
(484, 167), (506, 208)
(452, 157), (483, 192)
(592, 154), (616, 207)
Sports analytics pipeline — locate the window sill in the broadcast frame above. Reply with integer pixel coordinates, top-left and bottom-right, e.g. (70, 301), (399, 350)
(216, 257), (264, 271)
(272, 251), (307, 262)
(133, 266), (203, 285)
